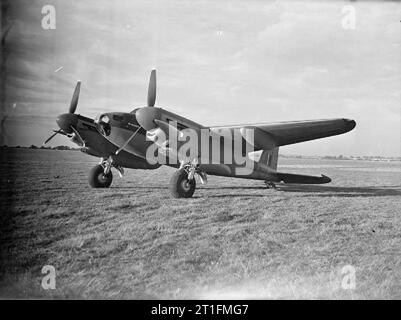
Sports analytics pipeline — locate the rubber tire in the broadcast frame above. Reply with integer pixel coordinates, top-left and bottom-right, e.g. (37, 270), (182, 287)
(88, 164), (113, 188)
(169, 169), (196, 198)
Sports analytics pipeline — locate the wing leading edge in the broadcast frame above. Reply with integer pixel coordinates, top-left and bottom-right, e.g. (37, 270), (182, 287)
(211, 118), (356, 148)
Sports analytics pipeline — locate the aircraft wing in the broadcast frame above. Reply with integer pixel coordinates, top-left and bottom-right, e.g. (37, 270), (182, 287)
(210, 118), (356, 149)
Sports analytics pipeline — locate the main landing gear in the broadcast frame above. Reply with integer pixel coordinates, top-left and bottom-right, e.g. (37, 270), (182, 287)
(88, 156), (124, 188)
(169, 161), (207, 198)
(88, 164), (113, 188)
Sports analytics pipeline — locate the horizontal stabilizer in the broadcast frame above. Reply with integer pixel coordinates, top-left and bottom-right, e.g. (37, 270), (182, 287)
(273, 172), (331, 184)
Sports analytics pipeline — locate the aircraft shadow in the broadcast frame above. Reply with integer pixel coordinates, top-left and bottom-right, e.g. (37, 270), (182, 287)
(111, 186), (167, 190)
(109, 185), (401, 198)
(205, 193), (267, 198)
(202, 184), (401, 198)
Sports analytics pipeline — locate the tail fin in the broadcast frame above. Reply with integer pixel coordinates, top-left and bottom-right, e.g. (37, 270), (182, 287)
(259, 147), (279, 171)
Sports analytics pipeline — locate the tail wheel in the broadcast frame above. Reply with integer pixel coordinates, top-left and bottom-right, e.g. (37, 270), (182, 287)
(169, 169), (196, 198)
(88, 164), (113, 188)
(264, 181), (277, 189)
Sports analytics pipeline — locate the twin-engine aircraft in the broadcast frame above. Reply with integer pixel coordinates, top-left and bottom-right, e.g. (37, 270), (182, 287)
(44, 70), (356, 198)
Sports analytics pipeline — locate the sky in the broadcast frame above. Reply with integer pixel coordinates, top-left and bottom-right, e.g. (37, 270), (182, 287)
(2, 0), (401, 156)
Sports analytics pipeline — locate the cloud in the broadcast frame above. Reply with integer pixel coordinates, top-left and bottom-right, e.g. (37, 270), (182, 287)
(3, 0), (400, 156)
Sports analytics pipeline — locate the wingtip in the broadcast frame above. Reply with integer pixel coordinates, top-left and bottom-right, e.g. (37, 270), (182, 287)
(343, 118), (356, 131)
(321, 174), (331, 184)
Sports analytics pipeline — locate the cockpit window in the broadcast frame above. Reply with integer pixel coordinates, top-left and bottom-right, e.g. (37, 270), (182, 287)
(96, 114), (111, 136)
(113, 115), (124, 122)
(100, 115), (110, 123)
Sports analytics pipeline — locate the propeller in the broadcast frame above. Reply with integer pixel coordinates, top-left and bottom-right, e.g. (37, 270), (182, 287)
(43, 81), (81, 145)
(115, 125), (142, 155)
(112, 69), (157, 154)
(69, 81), (81, 114)
(147, 69), (156, 107)
(43, 130), (67, 145)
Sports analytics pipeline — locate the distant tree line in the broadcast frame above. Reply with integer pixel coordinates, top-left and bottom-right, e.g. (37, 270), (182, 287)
(280, 153), (401, 161)
(1, 145), (400, 161)
(0, 145), (80, 151)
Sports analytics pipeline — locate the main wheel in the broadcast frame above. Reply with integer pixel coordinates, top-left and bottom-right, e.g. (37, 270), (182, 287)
(88, 164), (113, 188)
(169, 169), (196, 198)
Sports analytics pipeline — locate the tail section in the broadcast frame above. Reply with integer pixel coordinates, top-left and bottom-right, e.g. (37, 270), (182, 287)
(256, 147), (331, 184)
(258, 147), (279, 171)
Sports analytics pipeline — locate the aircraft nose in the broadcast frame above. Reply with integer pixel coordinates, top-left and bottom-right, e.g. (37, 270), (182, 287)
(135, 107), (161, 131)
(56, 113), (78, 134)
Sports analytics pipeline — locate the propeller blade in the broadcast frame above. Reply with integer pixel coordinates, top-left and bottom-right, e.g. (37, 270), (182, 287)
(69, 81), (81, 114)
(43, 130), (60, 145)
(115, 126), (142, 155)
(70, 126), (86, 147)
(43, 129), (70, 145)
(147, 69), (156, 107)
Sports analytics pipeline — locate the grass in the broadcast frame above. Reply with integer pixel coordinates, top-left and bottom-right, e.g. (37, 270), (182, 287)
(0, 149), (400, 299)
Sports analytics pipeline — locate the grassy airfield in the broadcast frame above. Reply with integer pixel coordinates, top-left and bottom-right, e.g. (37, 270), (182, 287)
(1, 149), (400, 299)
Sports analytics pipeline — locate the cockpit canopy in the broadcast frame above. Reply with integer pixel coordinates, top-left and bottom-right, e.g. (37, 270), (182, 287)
(130, 108), (141, 114)
(99, 114), (110, 124)
(96, 113), (111, 136)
